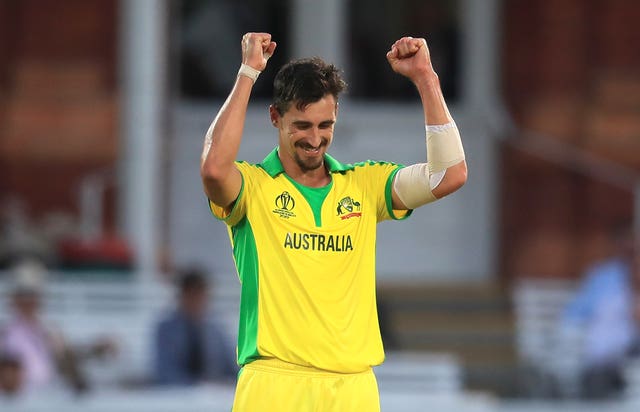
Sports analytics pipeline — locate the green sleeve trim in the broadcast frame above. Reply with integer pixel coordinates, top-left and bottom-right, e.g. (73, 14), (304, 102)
(231, 217), (261, 365)
(385, 166), (413, 220)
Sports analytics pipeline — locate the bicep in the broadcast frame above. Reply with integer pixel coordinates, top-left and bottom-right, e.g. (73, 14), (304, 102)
(202, 165), (243, 212)
(390, 159), (467, 210)
(391, 185), (410, 210)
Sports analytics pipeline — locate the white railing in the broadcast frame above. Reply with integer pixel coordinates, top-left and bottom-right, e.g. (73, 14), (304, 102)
(0, 276), (495, 411)
(512, 278), (584, 397)
(376, 351), (463, 394)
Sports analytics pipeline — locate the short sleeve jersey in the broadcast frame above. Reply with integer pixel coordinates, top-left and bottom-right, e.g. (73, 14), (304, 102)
(209, 148), (411, 373)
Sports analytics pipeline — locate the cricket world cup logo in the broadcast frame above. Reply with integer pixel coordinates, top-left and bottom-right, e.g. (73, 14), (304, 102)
(273, 191), (296, 218)
(275, 191), (295, 211)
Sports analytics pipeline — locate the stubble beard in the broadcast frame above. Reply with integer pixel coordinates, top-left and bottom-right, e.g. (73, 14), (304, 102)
(293, 138), (329, 172)
(294, 152), (324, 172)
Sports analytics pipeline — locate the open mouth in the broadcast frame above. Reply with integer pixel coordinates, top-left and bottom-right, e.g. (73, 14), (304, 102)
(297, 142), (324, 155)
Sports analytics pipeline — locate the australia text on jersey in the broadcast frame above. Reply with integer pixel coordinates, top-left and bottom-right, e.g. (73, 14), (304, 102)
(283, 232), (353, 252)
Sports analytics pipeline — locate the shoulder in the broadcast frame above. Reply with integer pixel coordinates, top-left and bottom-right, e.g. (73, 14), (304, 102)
(156, 310), (183, 329)
(236, 160), (262, 174)
(584, 258), (629, 282)
(350, 160), (403, 174)
(0, 321), (13, 342)
(236, 160), (273, 182)
(353, 160), (401, 167)
(343, 160), (403, 187)
(324, 153), (400, 176)
(594, 258), (627, 273)
(2, 318), (28, 339)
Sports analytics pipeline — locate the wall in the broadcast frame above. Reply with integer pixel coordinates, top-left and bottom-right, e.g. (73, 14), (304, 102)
(0, 0), (118, 224)
(500, 0), (640, 280)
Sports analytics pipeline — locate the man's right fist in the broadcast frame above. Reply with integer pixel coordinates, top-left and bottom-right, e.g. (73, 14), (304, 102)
(242, 33), (277, 72)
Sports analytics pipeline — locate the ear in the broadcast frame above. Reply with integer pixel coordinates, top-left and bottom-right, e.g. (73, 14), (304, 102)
(335, 102), (340, 117)
(269, 105), (280, 128)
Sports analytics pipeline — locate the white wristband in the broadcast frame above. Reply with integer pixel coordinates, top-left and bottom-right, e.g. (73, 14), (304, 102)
(238, 64), (261, 83)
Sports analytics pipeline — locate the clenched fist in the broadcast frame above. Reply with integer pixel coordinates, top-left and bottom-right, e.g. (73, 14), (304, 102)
(386, 37), (435, 82)
(242, 32), (277, 72)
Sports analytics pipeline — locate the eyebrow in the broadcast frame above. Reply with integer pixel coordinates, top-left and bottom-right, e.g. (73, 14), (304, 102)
(292, 120), (335, 127)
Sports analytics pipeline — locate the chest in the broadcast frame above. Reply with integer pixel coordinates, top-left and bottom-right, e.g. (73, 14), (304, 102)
(247, 174), (375, 232)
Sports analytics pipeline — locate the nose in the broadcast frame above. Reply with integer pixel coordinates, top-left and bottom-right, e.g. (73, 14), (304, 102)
(308, 127), (322, 146)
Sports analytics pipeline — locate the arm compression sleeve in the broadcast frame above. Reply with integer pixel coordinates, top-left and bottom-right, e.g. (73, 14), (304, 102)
(393, 121), (465, 209)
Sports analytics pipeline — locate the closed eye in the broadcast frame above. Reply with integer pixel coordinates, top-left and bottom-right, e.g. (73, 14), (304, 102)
(291, 120), (335, 130)
(319, 121), (335, 129)
(292, 121), (312, 130)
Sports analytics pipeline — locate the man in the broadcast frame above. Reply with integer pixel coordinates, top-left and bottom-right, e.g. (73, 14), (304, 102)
(1, 259), (116, 395)
(562, 223), (639, 398)
(200, 32), (467, 411)
(153, 268), (237, 385)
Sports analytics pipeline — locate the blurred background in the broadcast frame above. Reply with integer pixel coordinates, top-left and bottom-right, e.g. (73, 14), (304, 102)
(0, 0), (639, 411)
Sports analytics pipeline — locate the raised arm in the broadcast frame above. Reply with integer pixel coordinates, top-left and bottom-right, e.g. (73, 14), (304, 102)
(200, 33), (276, 210)
(386, 37), (467, 210)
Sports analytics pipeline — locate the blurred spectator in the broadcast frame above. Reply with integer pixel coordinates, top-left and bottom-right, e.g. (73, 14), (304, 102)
(0, 352), (23, 397)
(562, 222), (639, 399)
(153, 268), (237, 385)
(0, 198), (55, 270)
(0, 259), (117, 395)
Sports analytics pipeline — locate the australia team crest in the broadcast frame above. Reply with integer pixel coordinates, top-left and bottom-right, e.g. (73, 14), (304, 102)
(336, 196), (362, 220)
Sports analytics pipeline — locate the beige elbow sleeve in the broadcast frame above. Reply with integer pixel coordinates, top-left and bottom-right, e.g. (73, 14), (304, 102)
(393, 122), (465, 209)
(427, 122), (465, 173)
(393, 163), (438, 208)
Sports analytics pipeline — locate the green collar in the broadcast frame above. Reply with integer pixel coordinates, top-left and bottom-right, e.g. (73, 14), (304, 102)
(258, 147), (354, 177)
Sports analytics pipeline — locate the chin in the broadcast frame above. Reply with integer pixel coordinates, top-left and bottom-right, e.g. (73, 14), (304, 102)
(295, 155), (324, 172)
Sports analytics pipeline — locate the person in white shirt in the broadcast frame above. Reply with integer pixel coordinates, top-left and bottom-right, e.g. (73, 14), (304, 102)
(1, 260), (115, 395)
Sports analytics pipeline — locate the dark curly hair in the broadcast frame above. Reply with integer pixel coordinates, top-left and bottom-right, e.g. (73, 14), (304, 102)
(272, 57), (347, 115)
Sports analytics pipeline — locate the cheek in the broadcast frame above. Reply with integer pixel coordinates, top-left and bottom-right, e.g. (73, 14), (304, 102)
(323, 130), (335, 143)
(286, 129), (305, 142)
(278, 130), (299, 151)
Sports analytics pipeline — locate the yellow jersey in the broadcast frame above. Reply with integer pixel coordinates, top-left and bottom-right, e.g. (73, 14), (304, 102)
(210, 148), (411, 373)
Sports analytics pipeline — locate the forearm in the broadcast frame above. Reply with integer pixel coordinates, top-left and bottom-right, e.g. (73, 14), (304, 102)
(200, 74), (254, 205)
(393, 71), (465, 209)
(201, 74), (253, 171)
(200, 33), (275, 208)
(413, 71), (453, 126)
(415, 70), (465, 185)
(387, 37), (466, 210)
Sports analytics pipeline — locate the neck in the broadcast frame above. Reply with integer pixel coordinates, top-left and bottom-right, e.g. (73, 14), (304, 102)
(17, 312), (38, 324)
(279, 153), (331, 187)
(288, 167), (330, 187)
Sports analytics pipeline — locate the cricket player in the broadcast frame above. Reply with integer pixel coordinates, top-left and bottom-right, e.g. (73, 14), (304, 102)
(201, 32), (467, 411)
